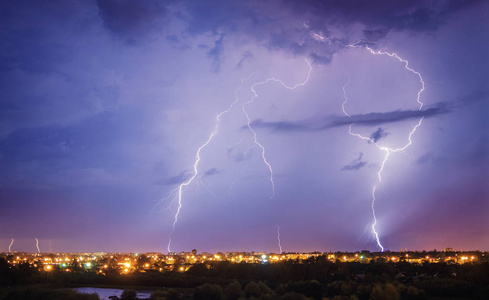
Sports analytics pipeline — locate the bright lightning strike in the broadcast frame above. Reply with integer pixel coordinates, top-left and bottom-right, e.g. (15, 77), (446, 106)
(9, 238), (14, 252)
(348, 119), (423, 252)
(276, 225), (282, 254)
(35, 238), (40, 254)
(350, 42), (425, 110)
(166, 86), (242, 254)
(166, 61), (311, 253)
(242, 58), (312, 199)
(341, 73), (351, 117)
(371, 186), (382, 251)
(343, 43), (425, 252)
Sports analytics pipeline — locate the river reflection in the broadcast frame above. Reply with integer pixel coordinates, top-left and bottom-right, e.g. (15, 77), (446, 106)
(75, 287), (152, 300)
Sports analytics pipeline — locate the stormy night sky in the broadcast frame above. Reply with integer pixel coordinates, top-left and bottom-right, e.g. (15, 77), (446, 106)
(0, 0), (488, 253)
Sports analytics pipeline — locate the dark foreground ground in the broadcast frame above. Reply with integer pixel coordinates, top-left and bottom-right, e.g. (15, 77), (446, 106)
(1, 256), (488, 299)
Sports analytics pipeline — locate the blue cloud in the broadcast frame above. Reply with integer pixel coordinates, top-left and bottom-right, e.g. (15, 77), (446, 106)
(341, 153), (367, 171)
(96, 0), (167, 44)
(245, 103), (449, 132)
(369, 128), (389, 143)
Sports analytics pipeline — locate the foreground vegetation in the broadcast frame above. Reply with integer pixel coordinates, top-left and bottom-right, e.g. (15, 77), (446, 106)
(1, 256), (488, 299)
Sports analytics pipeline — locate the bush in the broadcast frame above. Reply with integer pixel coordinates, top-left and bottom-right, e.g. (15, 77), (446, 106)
(225, 280), (242, 300)
(279, 292), (306, 300)
(404, 286), (427, 300)
(121, 289), (138, 300)
(369, 283), (400, 300)
(244, 282), (260, 298)
(150, 290), (166, 300)
(194, 283), (223, 300)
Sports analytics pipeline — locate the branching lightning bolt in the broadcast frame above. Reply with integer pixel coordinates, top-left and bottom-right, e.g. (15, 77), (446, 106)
(9, 238), (14, 252)
(242, 58), (312, 199)
(35, 238), (40, 254)
(276, 225), (282, 254)
(166, 86), (242, 253)
(343, 43), (425, 252)
(165, 61), (311, 253)
(349, 43), (425, 110)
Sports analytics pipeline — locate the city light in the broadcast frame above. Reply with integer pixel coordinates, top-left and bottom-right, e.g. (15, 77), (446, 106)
(0, 249), (482, 276)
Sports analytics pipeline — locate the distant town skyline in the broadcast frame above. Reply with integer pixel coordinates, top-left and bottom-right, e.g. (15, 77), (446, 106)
(0, 0), (488, 253)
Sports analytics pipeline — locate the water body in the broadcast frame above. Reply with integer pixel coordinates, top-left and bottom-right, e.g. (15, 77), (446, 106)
(75, 287), (152, 300)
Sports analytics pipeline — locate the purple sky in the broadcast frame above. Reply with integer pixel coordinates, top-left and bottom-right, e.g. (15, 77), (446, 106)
(1, 0), (488, 253)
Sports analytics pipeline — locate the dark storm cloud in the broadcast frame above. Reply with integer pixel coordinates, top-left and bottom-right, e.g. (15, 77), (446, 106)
(96, 0), (166, 43)
(370, 128), (389, 143)
(179, 0), (482, 63)
(341, 153), (367, 171)
(286, 0), (483, 33)
(247, 103), (449, 133)
(181, 1), (250, 35)
(179, 0), (342, 62)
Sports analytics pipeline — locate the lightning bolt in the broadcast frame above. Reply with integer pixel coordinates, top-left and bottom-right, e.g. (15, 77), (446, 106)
(343, 43), (425, 251)
(166, 84), (243, 253)
(341, 73), (351, 117)
(349, 42), (425, 110)
(166, 61), (311, 253)
(242, 58), (312, 199)
(8, 238), (13, 252)
(35, 238), (40, 254)
(276, 225), (282, 254)
(371, 186), (382, 251)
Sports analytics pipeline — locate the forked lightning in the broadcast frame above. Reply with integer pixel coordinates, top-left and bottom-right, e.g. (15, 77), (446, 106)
(343, 43), (425, 251)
